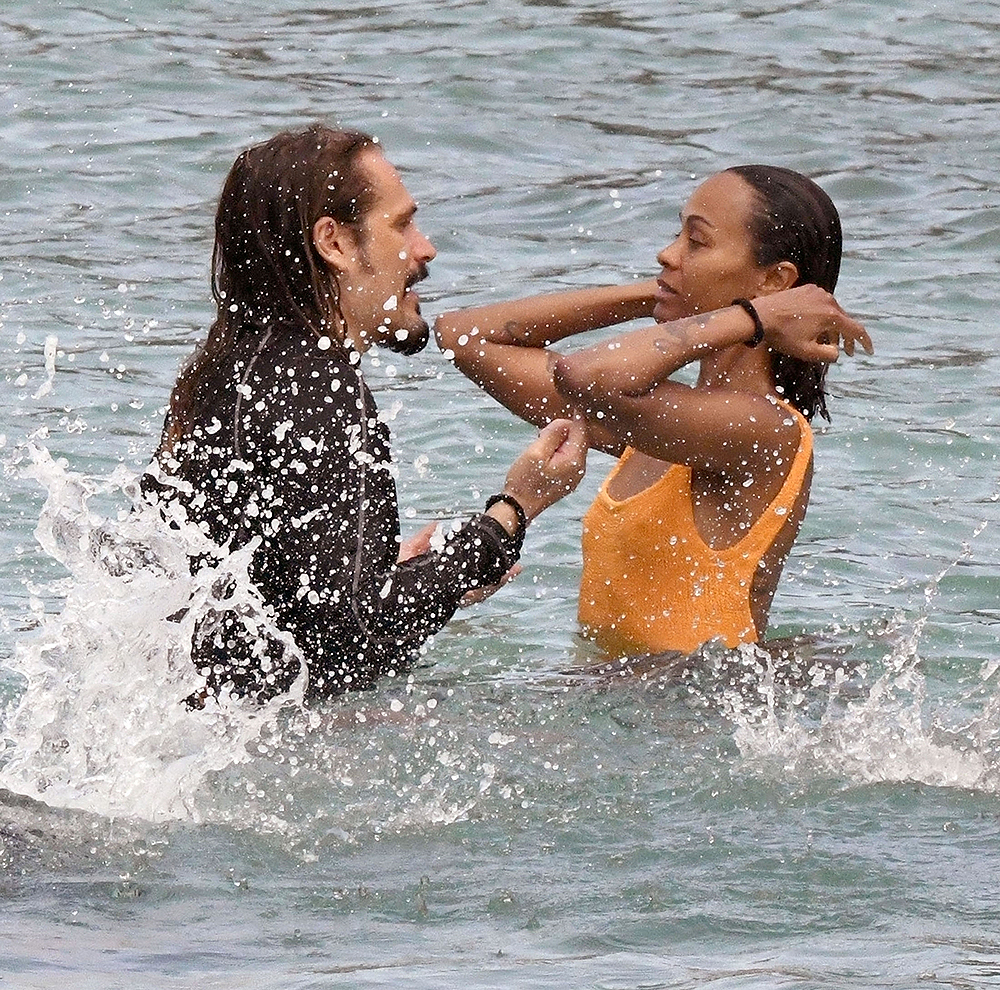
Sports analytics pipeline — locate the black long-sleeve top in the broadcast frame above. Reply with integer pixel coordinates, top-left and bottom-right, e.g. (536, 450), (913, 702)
(144, 324), (521, 700)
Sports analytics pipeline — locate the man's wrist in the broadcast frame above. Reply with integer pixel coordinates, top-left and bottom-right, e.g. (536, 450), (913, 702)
(484, 492), (528, 541)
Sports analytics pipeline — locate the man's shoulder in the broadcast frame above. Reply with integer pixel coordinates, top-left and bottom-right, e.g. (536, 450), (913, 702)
(256, 329), (353, 371)
(249, 332), (363, 397)
(237, 331), (373, 444)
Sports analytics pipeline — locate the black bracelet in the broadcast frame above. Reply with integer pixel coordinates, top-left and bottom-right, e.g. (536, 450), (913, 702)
(732, 297), (765, 348)
(484, 492), (527, 543)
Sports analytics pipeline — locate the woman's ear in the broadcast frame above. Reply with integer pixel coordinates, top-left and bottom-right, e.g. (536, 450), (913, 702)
(761, 260), (799, 294)
(312, 216), (359, 273)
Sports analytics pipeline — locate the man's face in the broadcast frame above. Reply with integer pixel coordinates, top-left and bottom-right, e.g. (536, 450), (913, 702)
(335, 149), (437, 355)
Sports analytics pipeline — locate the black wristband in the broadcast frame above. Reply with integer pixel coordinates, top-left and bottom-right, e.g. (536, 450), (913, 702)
(484, 492), (528, 543)
(732, 297), (765, 347)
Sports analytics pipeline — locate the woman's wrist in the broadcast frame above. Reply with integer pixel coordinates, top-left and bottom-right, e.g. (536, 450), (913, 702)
(610, 279), (659, 323)
(731, 298), (765, 347)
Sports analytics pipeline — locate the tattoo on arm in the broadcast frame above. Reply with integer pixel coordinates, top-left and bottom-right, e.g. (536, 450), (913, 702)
(501, 319), (522, 345)
(653, 316), (706, 356)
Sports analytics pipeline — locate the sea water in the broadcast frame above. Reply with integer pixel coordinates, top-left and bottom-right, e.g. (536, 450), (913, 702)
(2, 0), (1000, 986)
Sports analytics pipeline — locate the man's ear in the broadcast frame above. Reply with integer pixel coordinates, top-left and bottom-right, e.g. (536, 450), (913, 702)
(312, 216), (359, 273)
(760, 260), (800, 294)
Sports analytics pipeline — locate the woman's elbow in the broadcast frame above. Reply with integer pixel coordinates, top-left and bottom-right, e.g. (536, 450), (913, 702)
(433, 314), (458, 353)
(433, 314), (473, 371)
(552, 354), (590, 404)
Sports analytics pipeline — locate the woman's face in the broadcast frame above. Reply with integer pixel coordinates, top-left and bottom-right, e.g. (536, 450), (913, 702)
(652, 171), (770, 324)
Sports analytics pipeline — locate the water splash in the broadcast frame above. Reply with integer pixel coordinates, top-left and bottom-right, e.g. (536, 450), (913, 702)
(4, 439), (996, 842)
(0, 443), (302, 824)
(722, 524), (1000, 793)
(0, 444), (507, 839)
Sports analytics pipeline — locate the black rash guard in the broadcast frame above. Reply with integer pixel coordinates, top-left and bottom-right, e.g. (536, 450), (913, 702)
(143, 324), (522, 701)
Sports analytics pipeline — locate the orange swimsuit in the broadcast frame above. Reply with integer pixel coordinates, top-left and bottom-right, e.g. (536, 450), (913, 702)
(578, 400), (812, 656)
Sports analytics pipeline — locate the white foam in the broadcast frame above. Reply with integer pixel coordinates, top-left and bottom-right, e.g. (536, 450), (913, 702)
(0, 444), (303, 824)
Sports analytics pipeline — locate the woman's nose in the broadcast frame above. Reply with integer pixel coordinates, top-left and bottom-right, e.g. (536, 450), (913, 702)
(657, 238), (680, 269)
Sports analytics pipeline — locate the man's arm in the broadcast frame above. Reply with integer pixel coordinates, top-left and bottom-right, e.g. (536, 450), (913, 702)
(242, 352), (585, 693)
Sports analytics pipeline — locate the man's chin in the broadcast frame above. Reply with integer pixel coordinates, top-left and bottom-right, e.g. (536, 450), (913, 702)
(383, 320), (430, 356)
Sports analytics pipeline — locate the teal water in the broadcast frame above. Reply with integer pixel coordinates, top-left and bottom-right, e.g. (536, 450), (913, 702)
(3, 1), (1000, 986)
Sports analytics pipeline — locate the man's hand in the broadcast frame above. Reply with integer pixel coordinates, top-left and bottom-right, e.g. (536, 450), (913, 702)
(459, 563), (523, 607)
(397, 520), (437, 563)
(753, 284), (873, 363)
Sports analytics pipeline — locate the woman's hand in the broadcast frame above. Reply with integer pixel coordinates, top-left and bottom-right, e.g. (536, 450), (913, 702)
(500, 418), (589, 521)
(754, 284), (873, 362)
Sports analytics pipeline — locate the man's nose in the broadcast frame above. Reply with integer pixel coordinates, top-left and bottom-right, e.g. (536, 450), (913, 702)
(412, 227), (436, 264)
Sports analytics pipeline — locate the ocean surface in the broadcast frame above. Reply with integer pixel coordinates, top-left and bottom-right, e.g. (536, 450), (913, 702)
(2, 1), (1000, 986)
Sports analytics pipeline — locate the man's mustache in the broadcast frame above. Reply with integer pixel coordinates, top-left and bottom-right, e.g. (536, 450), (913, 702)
(406, 264), (429, 290)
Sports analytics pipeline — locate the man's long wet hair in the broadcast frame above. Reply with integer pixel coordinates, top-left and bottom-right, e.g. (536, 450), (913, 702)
(726, 164), (842, 422)
(160, 124), (378, 455)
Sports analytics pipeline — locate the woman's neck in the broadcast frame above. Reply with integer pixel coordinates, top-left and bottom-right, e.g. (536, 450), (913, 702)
(697, 344), (775, 396)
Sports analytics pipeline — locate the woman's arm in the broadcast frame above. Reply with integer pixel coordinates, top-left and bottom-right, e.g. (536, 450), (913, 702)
(554, 306), (758, 401)
(554, 317), (799, 477)
(435, 280), (657, 454)
(556, 286), (870, 400)
(553, 285), (871, 477)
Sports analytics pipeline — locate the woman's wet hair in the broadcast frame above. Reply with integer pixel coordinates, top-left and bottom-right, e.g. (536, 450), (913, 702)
(726, 164), (843, 422)
(163, 124), (378, 453)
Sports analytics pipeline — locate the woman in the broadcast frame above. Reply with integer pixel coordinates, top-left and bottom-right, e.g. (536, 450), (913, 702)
(434, 165), (872, 657)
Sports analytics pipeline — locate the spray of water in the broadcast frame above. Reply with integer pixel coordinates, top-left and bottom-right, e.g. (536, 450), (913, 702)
(0, 444), (303, 824)
(721, 523), (1000, 792)
(3, 441), (997, 843)
(0, 444), (510, 839)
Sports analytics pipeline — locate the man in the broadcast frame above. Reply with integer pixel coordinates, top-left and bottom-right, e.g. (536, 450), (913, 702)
(143, 124), (587, 702)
